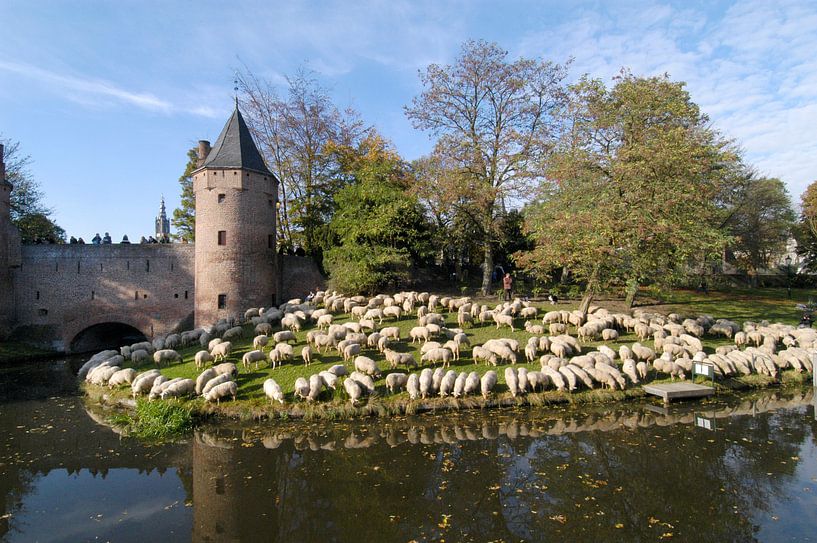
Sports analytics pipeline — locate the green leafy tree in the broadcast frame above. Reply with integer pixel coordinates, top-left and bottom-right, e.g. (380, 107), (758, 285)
(795, 179), (817, 271)
(171, 148), (198, 242)
(520, 72), (738, 311)
(722, 176), (795, 283)
(406, 40), (568, 295)
(323, 133), (434, 294)
(1, 137), (64, 243)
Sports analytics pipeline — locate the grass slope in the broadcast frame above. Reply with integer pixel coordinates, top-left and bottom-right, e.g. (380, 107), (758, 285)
(86, 288), (814, 420)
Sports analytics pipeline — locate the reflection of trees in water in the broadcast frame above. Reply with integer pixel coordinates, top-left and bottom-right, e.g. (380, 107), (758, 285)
(189, 389), (814, 542)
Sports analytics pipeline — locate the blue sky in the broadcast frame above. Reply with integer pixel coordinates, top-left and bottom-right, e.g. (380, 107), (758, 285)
(1, 0), (815, 241)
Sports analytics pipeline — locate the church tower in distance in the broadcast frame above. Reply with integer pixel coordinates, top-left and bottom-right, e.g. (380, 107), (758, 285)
(192, 102), (278, 327)
(155, 196), (170, 241)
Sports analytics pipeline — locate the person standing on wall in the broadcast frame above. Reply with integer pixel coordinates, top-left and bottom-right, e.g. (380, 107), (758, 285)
(503, 273), (513, 302)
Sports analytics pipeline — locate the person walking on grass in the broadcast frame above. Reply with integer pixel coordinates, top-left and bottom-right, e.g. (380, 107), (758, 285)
(503, 273), (513, 302)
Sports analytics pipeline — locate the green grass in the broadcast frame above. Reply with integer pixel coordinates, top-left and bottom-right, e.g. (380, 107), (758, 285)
(109, 398), (195, 440)
(86, 287), (815, 421)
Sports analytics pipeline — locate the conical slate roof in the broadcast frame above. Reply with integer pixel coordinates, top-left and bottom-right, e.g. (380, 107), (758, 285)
(199, 102), (272, 175)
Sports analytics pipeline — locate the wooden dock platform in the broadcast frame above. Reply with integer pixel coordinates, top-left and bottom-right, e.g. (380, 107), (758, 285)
(642, 382), (715, 404)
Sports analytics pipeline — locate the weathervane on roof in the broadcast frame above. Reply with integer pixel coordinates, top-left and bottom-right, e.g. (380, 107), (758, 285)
(234, 72), (239, 106)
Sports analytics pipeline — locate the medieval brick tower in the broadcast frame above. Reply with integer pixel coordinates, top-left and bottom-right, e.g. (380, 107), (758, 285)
(192, 102), (278, 327)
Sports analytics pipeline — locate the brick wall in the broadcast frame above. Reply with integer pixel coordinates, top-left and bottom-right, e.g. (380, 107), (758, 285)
(281, 255), (326, 301)
(12, 244), (194, 350)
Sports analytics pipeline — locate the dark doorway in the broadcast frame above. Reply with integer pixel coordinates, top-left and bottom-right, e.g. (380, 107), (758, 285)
(70, 323), (147, 354)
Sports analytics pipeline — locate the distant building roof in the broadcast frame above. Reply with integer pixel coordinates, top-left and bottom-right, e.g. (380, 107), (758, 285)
(198, 102), (273, 176)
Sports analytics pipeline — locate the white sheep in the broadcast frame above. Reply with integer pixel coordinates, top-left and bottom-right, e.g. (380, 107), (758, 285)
(319, 371), (339, 390)
(419, 368), (433, 398)
(380, 326), (400, 340)
(222, 326), (244, 341)
(301, 345), (314, 366)
(202, 373), (232, 396)
(480, 371), (498, 399)
(269, 343), (294, 369)
(421, 347), (454, 368)
(194, 350), (214, 370)
(160, 378), (196, 400)
(204, 381), (237, 403)
(253, 334), (269, 351)
(439, 370), (458, 397)
(464, 372), (480, 396)
(108, 368), (136, 388)
(307, 374), (325, 402)
(354, 356), (382, 378)
(210, 341), (233, 363)
(131, 349), (150, 365)
(208, 338), (223, 351)
(131, 370), (161, 397)
(195, 368), (218, 394)
(273, 330), (296, 344)
(327, 364), (348, 376)
(343, 378), (363, 405)
(213, 362), (238, 377)
(293, 377), (310, 401)
(406, 373), (420, 399)
(242, 349), (266, 370)
(410, 326), (430, 343)
(386, 373), (408, 394)
(452, 372), (468, 397)
(153, 349), (182, 367)
(505, 367), (519, 397)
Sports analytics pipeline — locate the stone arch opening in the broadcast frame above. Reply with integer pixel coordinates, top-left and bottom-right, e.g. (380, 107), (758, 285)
(70, 322), (147, 354)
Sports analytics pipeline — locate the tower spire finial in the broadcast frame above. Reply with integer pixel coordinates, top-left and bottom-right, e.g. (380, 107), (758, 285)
(233, 72), (239, 107)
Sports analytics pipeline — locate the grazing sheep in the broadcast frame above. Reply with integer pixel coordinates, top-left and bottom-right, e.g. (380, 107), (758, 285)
(439, 370), (458, 397)
(131, 370), (161, 397)
(410, 326), (430, 344)
(343, 378), (363, 405)
(505, 367), (519, 397)
(147, 376), (173, 399)
(242, 349), (267, 370)
(160, 378), (196, 400)
(253, 334), (269, 351)
(407, 373), (420, 400)
(194, 350), (214, 370)
(213, 362), (238, 378)
(222, 326), (244, 341)
(421, 347), (454, 368)
(108, 368), (136, 388)
(273, 330), (296, 344)
(202, 373), (232, 396)
(452, 372), (468, 397)
(131, 349), (151, 365)
(301, 345), (314, 366)
(472, 346), (497, 366)
(516, 367), (529, 394)
(327, 364), (348, 376)
(601, 329), (619, 341)
(293, 377), (311, 401)
(557, 366), (577, 391)
(380, 326), (400, 340)
(354, 356), (382, 378)
(431, 367), (445, 392)
(211, 342), (233, 363)
(319, 371), (339, 390)
(621, 359), (639, 384)
(541, 367), (566, 391)
(153, 349), (182, 367)
(342, 343), (362, 361)
(195, 368), (219, 395)
(204, 381), (237, 403)
(208, 338), (223, 351)
(269, 343), (294, 369)
(255, 322), (274, 336)
(549, 323), (567, 335)
(384, 348), (417, 370)
(386, 373), (409, 394)
(350, 371), (375, 394)
(419, 368), (433, 398)
(307, 374), (325, 402)
(481, 370), (498, 399)
(494, 314), (515, 331)
(464, 372), (480, 395)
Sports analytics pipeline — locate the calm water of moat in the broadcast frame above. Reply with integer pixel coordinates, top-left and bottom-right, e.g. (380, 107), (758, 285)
(1, 360), (816, 542)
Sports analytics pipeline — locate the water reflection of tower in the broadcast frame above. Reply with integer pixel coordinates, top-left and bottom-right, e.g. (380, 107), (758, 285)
(192, 431), (279, 542)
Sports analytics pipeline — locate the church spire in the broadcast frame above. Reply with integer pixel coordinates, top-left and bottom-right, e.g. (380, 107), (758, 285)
(155, 195), (170, 240)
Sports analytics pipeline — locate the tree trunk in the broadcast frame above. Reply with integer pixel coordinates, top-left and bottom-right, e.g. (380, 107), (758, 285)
(578, 290), (594, 317)
(624, 279), (639, 309)
(480, 240), (493, 296)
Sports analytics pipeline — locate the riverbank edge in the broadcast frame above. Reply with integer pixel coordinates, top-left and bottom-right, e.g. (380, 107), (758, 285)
(83, 370), (813, 425)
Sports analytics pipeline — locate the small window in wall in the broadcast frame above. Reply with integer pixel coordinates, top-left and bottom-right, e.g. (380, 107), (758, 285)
(268, 235), (274, 249)
(135, 291), (139, 300)
(218, 193), (225, 203)
(146, 260), (150, 272)
(36, 291), (40, 300)
(38, 309), (48, 316)
(76, 261), (80, 273)
(268, 199), (273, 207)
(184, 290), (189, 299)
(99, 263), (103, 271)
(171, 262), (174, 271)
(174, 293), (179, 299)
(55, 262), (58, 272)
(217, 294), (227, 309)
(217, 230), (227, 246)
(91, 291), (95, 300)
(127, 260), (130, 270)
(143, 294), (148, 299)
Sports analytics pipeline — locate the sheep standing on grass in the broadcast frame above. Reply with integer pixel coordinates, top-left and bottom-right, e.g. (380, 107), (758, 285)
(344, 378), (363, 405)
(419, 368), (433, 399)
(407, 373), (420, 399)
(195, 368), (218, 395)
(202, 373), (232, 396)
(211, 342), (233, 363)
(131, 370), (161, 397)
(386, 373), (409, 394)
(108, 368), (136, 388)
(242, 350), (267, 370)
(481, 371), (498, 399)
(194, 350), (214, 370)
(253, 334), (269, 351)
(204, 381), (237, 403)
(131, 349), (151, 366)
(153, 349), (182, 367)
(354, 356), (382, 378)
(161, 378), (196, 400)
(505, 367), (519, 397)
(263, 378), (285, 404)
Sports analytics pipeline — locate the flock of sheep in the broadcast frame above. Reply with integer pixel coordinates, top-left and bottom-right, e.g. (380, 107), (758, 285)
(78, 290), (816, 409)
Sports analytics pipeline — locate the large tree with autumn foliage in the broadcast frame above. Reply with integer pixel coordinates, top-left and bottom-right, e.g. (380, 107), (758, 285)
(406, 40), (568, 294)
(520, 72), (739, 311)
